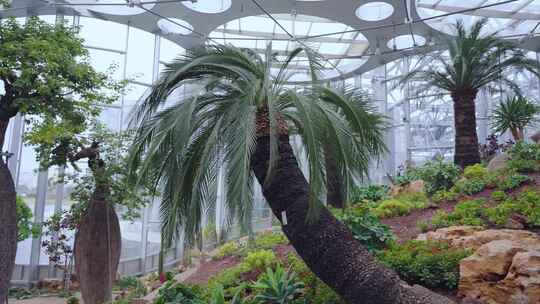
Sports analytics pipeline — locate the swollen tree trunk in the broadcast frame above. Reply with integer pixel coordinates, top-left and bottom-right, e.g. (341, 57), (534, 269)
(251, 133), (454, 304)
(325, 144), (344, 208)
(451, 90), (481, 168)
(511, 128), (524, 142)
(75, 184), (121, 304)
(0, 119), (17, 304)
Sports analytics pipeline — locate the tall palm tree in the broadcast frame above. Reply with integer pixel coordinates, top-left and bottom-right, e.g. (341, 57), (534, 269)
(129, 45), (454, 304)
(491, 95), (540, 141)
(398, 19), (540, 168)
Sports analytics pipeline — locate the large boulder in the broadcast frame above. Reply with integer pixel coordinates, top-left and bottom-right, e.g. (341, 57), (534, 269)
(487, 153), (509, 172)
(417, 227), (540, 304)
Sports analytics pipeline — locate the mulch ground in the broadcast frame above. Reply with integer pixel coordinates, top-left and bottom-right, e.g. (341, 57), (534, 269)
(183, 255), (242, 285)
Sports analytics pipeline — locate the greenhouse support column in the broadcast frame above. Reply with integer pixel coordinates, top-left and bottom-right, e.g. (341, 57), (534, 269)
(7, 114), (23, 180)
(477, 90), (488, 144)
(28, 170), (49, 282)
(373, 64), (394, 181)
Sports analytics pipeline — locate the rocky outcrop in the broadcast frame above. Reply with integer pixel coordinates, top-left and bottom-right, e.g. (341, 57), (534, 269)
(487, 153), (509, 172)
(417, 226), (540, 304)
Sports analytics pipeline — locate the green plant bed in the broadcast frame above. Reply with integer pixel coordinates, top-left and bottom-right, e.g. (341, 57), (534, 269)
(377, 241), (472, 290)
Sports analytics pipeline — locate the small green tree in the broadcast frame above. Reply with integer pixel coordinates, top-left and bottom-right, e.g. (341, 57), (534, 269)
(491, 96), (540, 141)
(0, 17), (121, 300)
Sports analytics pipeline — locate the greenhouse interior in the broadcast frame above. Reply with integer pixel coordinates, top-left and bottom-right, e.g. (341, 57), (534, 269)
(1, 0), (540, 303)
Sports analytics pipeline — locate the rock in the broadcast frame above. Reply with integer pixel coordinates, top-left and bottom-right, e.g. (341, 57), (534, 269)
(530, 131), (540, 144)
(503, 218), (525, 230)
(390, 180), (425, 197)
(487, 153), (509, 172)
(416, 226), (485, 244)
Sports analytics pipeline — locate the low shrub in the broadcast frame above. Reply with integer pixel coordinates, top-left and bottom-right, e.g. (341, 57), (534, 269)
(252, 266), (304, 304)
(66, 297), (79, 304)
(154, 281), (205, 304)
(431, 190), (459, 204)
(416, 220), (430, 233)
(507, 142), (540, 172)
(485, 199), (519, 225)
(377, 241), (472, 290)
(463, 164), (488, 180)
(430, 199), (486, 228)
(332, 206), (394, 252)
(214, 241), (241, 260)
(411, 159), (461, 196)
(490, 190), (507, 202)
(452, 178), (486, 195)
(250, 232), (288, 250)
(350, 185), (389, 203)
(498, 173), (529, 191)
(516, 189), (540, 226)
(373, 199), (414, 218)
(241, 250), (277, 272)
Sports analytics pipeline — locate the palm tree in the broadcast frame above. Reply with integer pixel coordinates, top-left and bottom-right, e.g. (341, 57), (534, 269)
(491, 95), (540, 141)
(129, 45), (454, 304)
(398, 19), (540, 168)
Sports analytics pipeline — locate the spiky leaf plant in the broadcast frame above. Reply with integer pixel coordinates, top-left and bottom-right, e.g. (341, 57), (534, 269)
(491, 96), (540, 141)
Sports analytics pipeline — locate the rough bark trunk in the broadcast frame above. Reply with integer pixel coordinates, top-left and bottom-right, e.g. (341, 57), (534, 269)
(251, 133), (454, 304)
(451, 90), (481, 168)
(511, 128), (524, 142)
(0, 119), (17, 304)
(325, 144), (344, 208)
(74, 184), (121, 304)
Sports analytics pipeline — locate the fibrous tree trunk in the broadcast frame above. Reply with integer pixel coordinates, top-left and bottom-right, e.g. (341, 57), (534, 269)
(325, 143), (344, 209)
(451, 90), (481, 168)
(510, 128), (524, 142)
(74, 182), (121, 304)
(251, 132), (454, 304)
(0, 119), (17, 304)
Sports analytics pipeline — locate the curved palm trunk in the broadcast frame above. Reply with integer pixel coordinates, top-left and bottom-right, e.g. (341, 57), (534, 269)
(251, 133), (454, 304)
(510, 128), (524, 142)
(324, 143), (344, 208)
(0, 119), (17, 304)
(75, 184), (121, 304)
(451, 90), (481, 168)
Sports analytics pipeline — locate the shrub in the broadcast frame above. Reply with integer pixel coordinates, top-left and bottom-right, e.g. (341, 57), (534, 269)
(373, 199), (414, 218)
(463, 164), (488, 180)
(490, 190), (507, 202)
(507, 142), (540, 172)
(430, 199), (486, 228)
(66, 296), (79, 304)
(498, 173), (529, 191)
(416, 220), (430, 233)
(485, 199), (519, 225)
(377, 241), (472, 290)
(241, 250), (277, 271)
(214, 241), (241, 260)
(431, 190), (458, 204)
(154, 281), (205, 304)
(207, 266), (245, 296)
(452, 178), (486, 195)
(250, 232), (288, 250)
(411, 159), (460, 195)
(350, 185), (389, 203)
(252, 266), (304, 304)
(517, 189), (540, 226)
(332, 206), (394, 252)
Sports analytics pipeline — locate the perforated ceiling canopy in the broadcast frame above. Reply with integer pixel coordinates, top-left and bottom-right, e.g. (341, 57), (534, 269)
(2, 0), (539, 81)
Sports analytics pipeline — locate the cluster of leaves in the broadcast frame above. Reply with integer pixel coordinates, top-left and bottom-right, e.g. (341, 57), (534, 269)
(479, 134), (514, 162)
(16, 196), (41, 241)
(491, 96), (540, 141)
(331, 205), (394, 252)
(452, 178), (487, 196)
(349, 185), (389, 204)
(431, 199), (487, 229)
(394, 159), (460, 196)
(41, 209), (78, 268)
(111, 276), (147, 304)
(431, 190), (459, 204)
(214, 232), (288, 261)
(371, 192), (427, 219)
(498, 172), (530, 191)
(485, 189), (540, 226)
(376, 241), (472, 290)
(507, 142), (540, 173)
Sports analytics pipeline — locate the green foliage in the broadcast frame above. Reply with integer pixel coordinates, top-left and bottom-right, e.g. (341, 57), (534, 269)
(409, 159), (460, 196)
(252, 266), (304, 304)
(66, 296), (79, 304)
(516, 189), (540, 226)
(430, 199), (487, 228)
(250, 232), (288, 250)
(507, 142), (540, 173)
(349, 185), (389, 203)
(498, 173), (529, 191)
(416, 220), (430, 233)
(485, 199), (519, 225)
(452, 178), (486, 195)
(377, 241), (472, 290)
(431, 190), (459, 204)
(241, 250), (277, 272)
(154, 281), (205, 304)
(331, 206), (394, 252)
(491, 96), (540, 141)
(490, 190), (507, 202)
(16, 196), (40, 241)
(203, 223), (217, 243)
(463, 164), (488, 180)
(373, 199), (414, 218)
(214, 242), (241, 260)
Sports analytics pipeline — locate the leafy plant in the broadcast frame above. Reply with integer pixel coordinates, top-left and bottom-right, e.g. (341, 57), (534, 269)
(516, 189), (540, 226)
(241, 250), (277, 272)
(154, 281), (205, 304)
(373, 199), (414, 218)
(430, 199), (487, 228)
(66, 296), (79, 304)
(431, 190), (459, 204)
(252, 266), (304, 304)
(485, 199), (519, 225)
(491, 96), (540, 141)
(349, 185), (389, 203)
(490, 190), (507, 202)
(507, 142), (540, 173)
(463, 164), (487, 180)
(250, 232), (288, 250)
(377, 241), (472, 290)
(214, 242), (241, 260)
(498, 173), (529, 191)
(331, 206), (394, 252)
(410, 159), (460, 196)
(16, 196), (40, 241)
(452, 178), (486, 195)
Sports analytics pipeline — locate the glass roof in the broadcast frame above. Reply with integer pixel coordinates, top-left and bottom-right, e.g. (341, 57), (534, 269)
(416, 0), (540, 38)
(209, 14), (369, 81)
